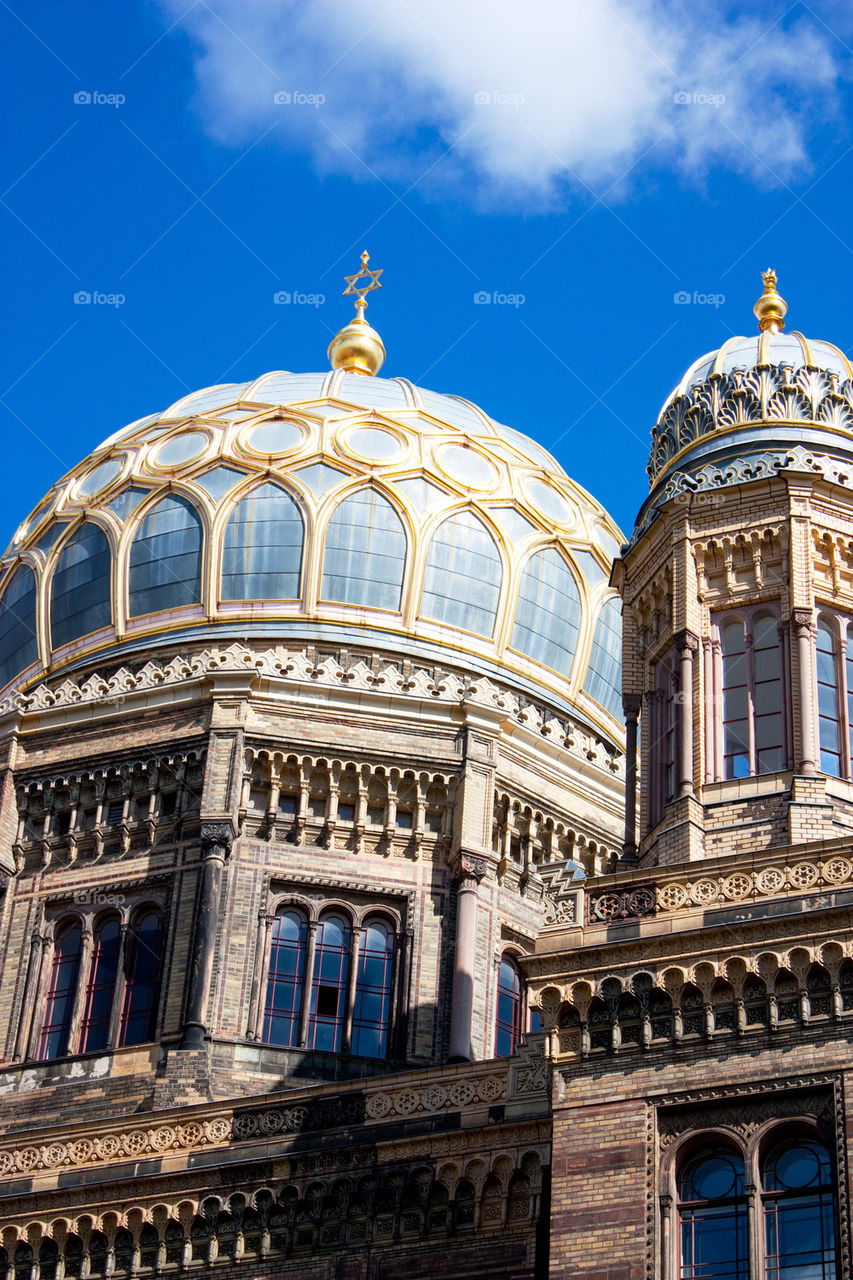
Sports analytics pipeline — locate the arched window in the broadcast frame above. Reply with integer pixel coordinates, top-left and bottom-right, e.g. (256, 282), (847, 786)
(39, 922), (83, 1060)
(351, 918), (394, 1058)
(584, 595), (623, 718)
(50, 522), (112, 649)
(678, 1146), (748, 1279)
(263, 909), (307, 1048)
(308, 913), (351, 1052)
(79, 915), (122, 1053)
(718, 610), (784, 779)
(510, 548), (581, 678)
(762, 1137), (836, 1278)
(128, 494), (202, 616)
(650, 649), (679, 825)
(421, 511), (502, 637)
(221, 482), (303, 601)
(321, 488), (406, 610)
(495, 954), (522, 1057)
(119, 909), (162, 1046)
(0, 565), (39, 687)
(815, 613), (853, 779)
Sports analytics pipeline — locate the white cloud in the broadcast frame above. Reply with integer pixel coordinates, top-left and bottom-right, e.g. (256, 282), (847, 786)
(164, 0), (846, 202)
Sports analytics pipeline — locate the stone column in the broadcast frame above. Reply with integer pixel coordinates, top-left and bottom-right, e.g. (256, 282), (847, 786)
(246, 911), (273, 1041)
(675, 630), (698, 797)
(621, 694), (642, 861)
(791, 609), (816, 775)
(180, 820), (233, 1050)
(448, 854), (486, 1063)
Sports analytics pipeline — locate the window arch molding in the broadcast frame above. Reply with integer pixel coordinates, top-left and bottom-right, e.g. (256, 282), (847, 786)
(313, 480), (412, 617)
(415, 503), (508, 641)
(121, 488), (209, 627)
(212, 476), (309, 609)
(662, 1119), (840, 1279)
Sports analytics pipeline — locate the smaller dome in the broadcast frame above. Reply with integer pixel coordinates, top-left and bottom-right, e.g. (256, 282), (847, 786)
(660, 331), (853, 417)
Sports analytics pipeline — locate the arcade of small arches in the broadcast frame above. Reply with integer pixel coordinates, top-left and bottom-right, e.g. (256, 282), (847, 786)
(241, 752), (454, 857)
(491, 791), (618, 880)
(0, 1151), (545, 1275)
(13, 753), (207, 867)
(533, 943), (853, 1056)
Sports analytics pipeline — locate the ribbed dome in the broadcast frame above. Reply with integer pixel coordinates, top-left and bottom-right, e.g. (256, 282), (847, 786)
(0, 371), (625, 738)
(646, 330), (853, 508)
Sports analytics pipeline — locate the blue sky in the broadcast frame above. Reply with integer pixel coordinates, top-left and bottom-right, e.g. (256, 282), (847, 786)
(2, 0), (853, 536)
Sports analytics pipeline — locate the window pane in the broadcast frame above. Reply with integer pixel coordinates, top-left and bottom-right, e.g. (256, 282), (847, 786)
(510, 548), (582, 679)
(128, 495), (202, 616)
(263, 910), (306, 1048)
(421, 511), (502, 637)
(584, 596), (623, 719)
(120, 911), (162, 1046)
(39, 924), (83, 1060)
(679, 1150), (748, 1280)
(817, 621), (841, 777)
(50, 523), (112, 649)
(0, 565), (39, 687)
(351, 919), (394, 1058)
(80, 917), (121, 1053)
(321, 488), (406, 610)
(495, 956), (522, 1057)
(221, 483), (303, 601)
(308, 914), (350, 1052)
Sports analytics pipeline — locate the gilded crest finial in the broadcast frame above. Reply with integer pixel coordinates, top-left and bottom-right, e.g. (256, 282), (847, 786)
(753, 268), (787, 334)
(327, 250), (386, 376)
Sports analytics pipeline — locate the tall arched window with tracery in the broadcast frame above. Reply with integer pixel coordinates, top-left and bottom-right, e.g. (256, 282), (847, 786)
(38, 922), (83, 1060)
(420, 511), (502, 637)
(308, 913), (351, 1052)
(221, 482), (304, 601)
(678, 1145), (748, 1279)
(351, 917), (395, 1058)
(816, 612), (853, 779)
(263, 908), (307, 1048)
(715, 608), (785, 780)
(321, 487), (406, 611)
(762, 1137), (837, 1279)
(79, 914), (122, 1053)
(0, 564), (39, 688)
(648, 648), (678, 828)
(119, 909), (163, 1047)
(495, 953), (523, 1057)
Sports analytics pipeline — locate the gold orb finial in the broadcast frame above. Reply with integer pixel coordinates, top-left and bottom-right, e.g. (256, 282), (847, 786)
(327, 250), (386, 376)
(753, 268), (788, 334)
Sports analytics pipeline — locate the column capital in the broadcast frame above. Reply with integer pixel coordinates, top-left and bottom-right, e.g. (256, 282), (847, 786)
(457, 853), (488, 884)
(790, 608), (814, 636)
(673, 628), (700, 655)
(622, 693), (643, 718)
(200, 818), (235, 858)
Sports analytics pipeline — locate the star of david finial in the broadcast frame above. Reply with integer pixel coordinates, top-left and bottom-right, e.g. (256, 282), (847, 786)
(343, 250), (383, 315)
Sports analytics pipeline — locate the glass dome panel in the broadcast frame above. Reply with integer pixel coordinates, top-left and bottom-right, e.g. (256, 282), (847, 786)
(192, 467), (245, 502)
(321, 488), (406, 611)
(78, 459), (123, 498)
(50, 523), (112, 649)
(339, 373), (409, 409)
(129, 495), (202, 616)
(151, 432), (207, 468)
(584, 596), (622, 718)
(439, 444), (497, 490)
(250, 372), (326, 402)
(294, 463), (348, 497)
(510, 548), (581, 678)
(393, 477), (448, 512)
(245, 419), (303, 455)
(34, 522), (67, 556)
(222, 482), (304, 601)
(105, 487), (150, 523)
(166, 385), (246, 416)
(0, 565), (39, 687)
(346, 427), (402, 461)
(526, 480), (575, 525)
(421, 511), (502, 637)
